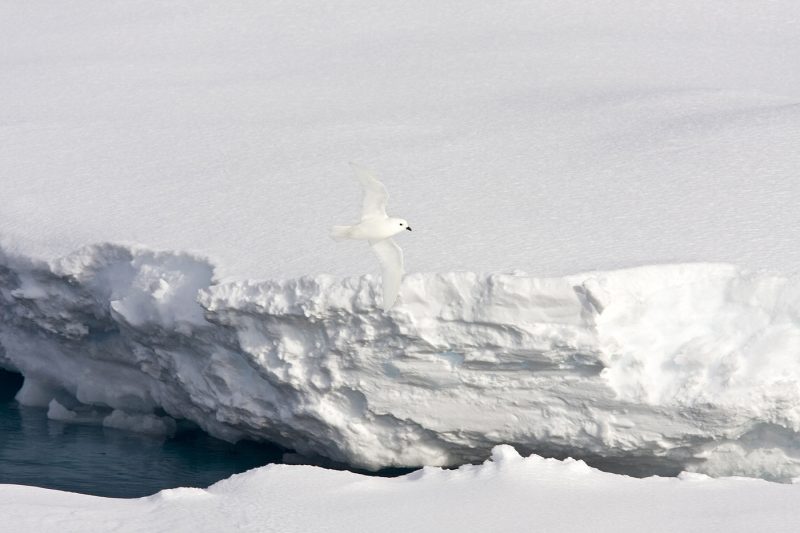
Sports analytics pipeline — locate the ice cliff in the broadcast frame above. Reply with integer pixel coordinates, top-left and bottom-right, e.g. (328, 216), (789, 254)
(3, 243), (800, 480)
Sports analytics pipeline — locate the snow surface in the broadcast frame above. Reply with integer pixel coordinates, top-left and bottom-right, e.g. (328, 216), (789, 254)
(1, 0), (800, 280)
(4, 445), (800, 533)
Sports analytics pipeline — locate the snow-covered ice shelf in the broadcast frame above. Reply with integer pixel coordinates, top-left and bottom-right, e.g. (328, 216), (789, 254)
(4, 243), (800, 480)
(4, 7), (800, 529)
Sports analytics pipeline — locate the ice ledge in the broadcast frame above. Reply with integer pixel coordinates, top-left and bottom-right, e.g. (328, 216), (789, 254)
(2, 243), (800, 480)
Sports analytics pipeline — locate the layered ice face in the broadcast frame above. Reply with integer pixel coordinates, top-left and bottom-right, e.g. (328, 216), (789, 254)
(4, 243), (800, 480)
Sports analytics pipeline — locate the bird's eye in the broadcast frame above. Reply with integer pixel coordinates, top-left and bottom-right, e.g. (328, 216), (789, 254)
(399, 223), (403, 226)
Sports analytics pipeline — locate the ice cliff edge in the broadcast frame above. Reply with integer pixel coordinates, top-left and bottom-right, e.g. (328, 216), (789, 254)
(2, 243), (800, 480)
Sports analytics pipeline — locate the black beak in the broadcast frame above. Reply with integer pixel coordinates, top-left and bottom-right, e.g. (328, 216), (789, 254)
(406, 226), (413, 231)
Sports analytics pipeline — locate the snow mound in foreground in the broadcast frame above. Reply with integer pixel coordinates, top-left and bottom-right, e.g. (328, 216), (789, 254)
(3, 244), (800, 480)
(3, 445), (800, 533)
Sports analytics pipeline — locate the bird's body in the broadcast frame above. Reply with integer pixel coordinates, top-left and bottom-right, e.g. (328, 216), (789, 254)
(331, 163), (412, 310)
(331, 217), (409, 242)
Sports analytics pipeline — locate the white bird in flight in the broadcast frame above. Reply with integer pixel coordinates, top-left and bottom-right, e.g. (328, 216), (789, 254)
(331, 162), (412, 310)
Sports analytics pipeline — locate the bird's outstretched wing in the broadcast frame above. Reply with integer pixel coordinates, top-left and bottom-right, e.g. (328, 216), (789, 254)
(350, 162), (389, 220)
(370, 238), (404, 310)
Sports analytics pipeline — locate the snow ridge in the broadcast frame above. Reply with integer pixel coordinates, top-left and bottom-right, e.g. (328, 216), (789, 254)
(7, 445), (800, 533)
(3, 243), (800, 480)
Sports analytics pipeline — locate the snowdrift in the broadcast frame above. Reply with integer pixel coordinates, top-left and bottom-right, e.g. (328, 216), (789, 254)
(3, 243), (800, 480)
(4, 445), (800, 533)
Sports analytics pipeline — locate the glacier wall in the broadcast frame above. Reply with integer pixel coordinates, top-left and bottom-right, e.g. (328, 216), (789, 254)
(3, 244), (800, 480)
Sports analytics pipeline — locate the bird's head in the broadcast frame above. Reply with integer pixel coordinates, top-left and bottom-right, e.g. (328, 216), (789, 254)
(391, 218), (413, 233)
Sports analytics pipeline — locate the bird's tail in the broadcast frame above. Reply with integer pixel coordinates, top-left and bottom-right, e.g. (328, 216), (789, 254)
(330, 225), (352, 241)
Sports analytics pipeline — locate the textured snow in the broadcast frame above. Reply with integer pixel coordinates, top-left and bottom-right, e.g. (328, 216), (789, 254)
(5, 244), (800, 480)
(1, 0), (800, 280)
(4, 445), (800, 533)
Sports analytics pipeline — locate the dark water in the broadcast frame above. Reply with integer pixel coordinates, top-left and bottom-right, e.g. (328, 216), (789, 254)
(0, 369), (286, 498)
